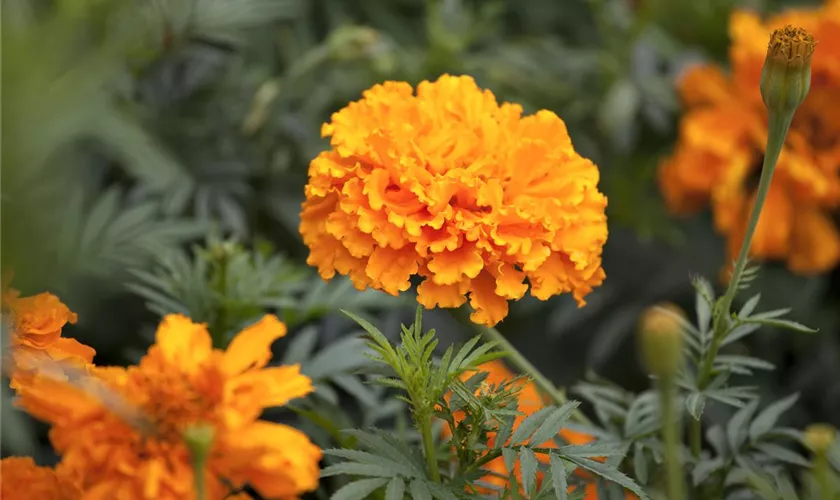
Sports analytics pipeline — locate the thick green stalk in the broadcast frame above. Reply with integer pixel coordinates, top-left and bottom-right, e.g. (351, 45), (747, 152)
(454, 308), (591, 425)
(661, 376), (685, 500)
(691, 111), (795, 455)
(419, 410), (441, 482)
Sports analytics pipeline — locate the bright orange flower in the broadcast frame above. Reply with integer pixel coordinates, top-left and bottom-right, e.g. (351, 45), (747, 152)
(300, 74), (608, 326)
(15, 314), (321, 500)
(444, 361), (636, 499)
(1, 289), (95, 388)
(659, 3), (840, 274)
(0, 457), (81, 500)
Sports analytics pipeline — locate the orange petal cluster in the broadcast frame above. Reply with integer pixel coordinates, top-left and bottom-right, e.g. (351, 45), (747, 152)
(300, 74), (608, 326)
(1, 288), (95, 388)
(0, 457), (81, 500)
(444, 360), (636, 499)
(659, 1), (840, 274)
(14, 314), (321, 500)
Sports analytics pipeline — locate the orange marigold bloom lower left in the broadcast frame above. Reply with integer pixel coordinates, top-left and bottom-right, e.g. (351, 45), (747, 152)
(15, 314), (321, 500)
(1, 288), (95, 388)
(0, 457), (81, 500)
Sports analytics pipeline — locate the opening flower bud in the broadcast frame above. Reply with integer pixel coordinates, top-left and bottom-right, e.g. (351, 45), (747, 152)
(760, 25), (815, 115)
(183, 422), (216, 464)
(804, 423), (837, 455)
(638, 303), (686, 379)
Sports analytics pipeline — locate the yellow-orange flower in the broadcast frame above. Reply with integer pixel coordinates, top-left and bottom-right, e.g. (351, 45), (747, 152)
(659, 2), (840, 274)
(1, 289), (95, 388)
(0, 457), (81, 500)
(300, 74), (608, 326)
(15, 314), (321, 500)
(444, 361), (636, 499)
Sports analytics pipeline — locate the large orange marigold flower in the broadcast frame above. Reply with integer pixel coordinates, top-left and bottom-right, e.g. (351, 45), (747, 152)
(659, 2), (840, 274)
(300, 74), (608, 326)
(1, 288), (95, 388)
(15, 314), (321, 500)
(0, 457), (81, 500)
(444, 361), (636, 499)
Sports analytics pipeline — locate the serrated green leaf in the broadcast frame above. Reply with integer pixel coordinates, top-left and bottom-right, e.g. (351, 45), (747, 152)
(738, 293), (761, 318)
(691, 457), (724, 486)
(502, 447), (517, 472)
(721, 323), (762, 346)
(633, 444), (648, 485)
(686, 392), (706, 420)
(511, 406), (556, 445)
(754, 443), (810, 467)
(550, 454), (569, 500)
(428, 483), (460, 500)
(385, 478), (405, 500)
(555, 442), (625, 458)
(530, 402), (581, 446)
(564, 456), (648, 499)
(743, 317), (817, 334)
(409, 479), (432, 500)
(715, 355), (775, 372)
(693, 277), (713, 334)
(331, 477), (389, 500)
(727, 399), (759, 451)
(749, 393), (799, 442)
(520, 446), (539, 496)
(320, 461), (402, 478)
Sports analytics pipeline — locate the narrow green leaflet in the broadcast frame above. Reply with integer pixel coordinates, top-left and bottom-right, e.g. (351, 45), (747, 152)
(550, 454), (570, 500)
(529, 402), (581, 446)
(520, 446), (539, 496)
(409, 479), (433, 500)
(511, 406), (556, 445)
(384, 478), (405, 500)
(331, 477), (390, 500)
(749, 393), (799, 442)
(563, 456), (649, 499)
(727, 400), (759, 451)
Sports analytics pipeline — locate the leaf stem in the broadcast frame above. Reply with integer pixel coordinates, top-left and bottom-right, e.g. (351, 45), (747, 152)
(689, 417), (702, 458)
(453, 308), (591, 425)
(693, 111), (795, 452)
(419, 410), (441, 482)
(661, 376), (685, 500)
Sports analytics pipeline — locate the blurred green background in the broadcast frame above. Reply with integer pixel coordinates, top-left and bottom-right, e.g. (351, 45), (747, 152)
(2, 0), (837, 489)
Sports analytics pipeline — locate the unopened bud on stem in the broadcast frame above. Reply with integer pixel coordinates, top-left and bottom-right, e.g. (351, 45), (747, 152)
(638, 303), (686, 379)
(760, 26), (815, 115)
(804, 423), (836, 456)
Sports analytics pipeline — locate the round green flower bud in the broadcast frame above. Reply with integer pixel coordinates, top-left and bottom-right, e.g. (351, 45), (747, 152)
(760, 26), (815, 115)
(638, 303), (686, 379)
(804, 423), (836, 455)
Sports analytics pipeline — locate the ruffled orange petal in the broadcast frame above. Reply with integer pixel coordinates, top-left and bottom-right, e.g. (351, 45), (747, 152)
(222, 315), (287, 376)
(154, 315), (212, 372)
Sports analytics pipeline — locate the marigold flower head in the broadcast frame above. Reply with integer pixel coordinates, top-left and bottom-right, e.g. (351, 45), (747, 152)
(0, 457), (81, 500)
(15, 314), (321, 500)
(1, 289), (95, 388)
(300, 74), (608, 326)
(659, 4), (840, 275)
(443, 360), (636, 498)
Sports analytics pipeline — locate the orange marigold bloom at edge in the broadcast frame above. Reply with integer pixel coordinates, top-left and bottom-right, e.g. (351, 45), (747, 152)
(1, 289), (95, 388)
(0, 457), (81, 500)
(300, 74), (608, 326)
(15, 314), (321, 500)
(658, 3), (840, 275)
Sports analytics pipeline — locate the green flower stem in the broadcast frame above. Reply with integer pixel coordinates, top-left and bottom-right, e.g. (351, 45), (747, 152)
(692, 110), (796, 456)
(814, 453), (835, 499)
(455, 309), (591, 425)
(660, 376), (685, 500)
(419, 411), (441, 482)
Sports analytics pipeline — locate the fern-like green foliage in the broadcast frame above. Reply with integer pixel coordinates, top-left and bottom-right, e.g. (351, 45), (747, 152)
(321, 308), (648, 500)
(128, 235), (406, 342)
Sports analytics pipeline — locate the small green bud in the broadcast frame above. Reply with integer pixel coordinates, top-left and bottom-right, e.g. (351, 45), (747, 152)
(760, 26), (816, 115)
(804, 423), (836, 455)
(183, 422), (216, 463)
(638, 303), (686, 379)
